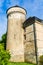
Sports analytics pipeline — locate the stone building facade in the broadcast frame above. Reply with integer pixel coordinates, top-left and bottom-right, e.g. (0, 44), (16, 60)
(6, 6), (43, 64)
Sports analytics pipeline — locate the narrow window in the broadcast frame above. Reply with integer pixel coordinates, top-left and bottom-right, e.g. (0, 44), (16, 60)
(24, 28), (26, 40)
(24, 35), (26, 40)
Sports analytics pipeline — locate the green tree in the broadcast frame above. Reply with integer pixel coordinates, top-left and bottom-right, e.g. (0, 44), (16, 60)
(0, 44), (10, 65)
(0, 33), (7, 49)
(39, 55), (43, 65)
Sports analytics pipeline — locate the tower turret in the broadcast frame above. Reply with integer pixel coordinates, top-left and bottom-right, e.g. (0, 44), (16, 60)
(6, 6), (27, 62)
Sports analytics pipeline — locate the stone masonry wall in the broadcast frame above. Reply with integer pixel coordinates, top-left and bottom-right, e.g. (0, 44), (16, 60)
(24, 24), (36, 63)
(6, 9), (26, 62)
(35, 22), (43, 60)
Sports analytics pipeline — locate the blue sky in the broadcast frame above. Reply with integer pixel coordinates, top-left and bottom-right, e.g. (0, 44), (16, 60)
(0, 0), (43, 39)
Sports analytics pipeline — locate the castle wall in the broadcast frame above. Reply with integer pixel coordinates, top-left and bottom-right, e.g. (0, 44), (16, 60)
(24, 24), (36, 63)
(35, 22), (43, 58)
(6, 6), (43, 64)
(6, 7), (26, 62)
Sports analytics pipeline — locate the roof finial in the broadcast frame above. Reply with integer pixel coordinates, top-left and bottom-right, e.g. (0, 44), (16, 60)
(15, 5), (19, 7)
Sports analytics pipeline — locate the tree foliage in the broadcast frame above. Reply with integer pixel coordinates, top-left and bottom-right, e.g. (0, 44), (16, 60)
(0, 33), (11, 65)
(0, 44), (10, 65)
(39, 55), (43, 65)
(0, 33), (7, 49)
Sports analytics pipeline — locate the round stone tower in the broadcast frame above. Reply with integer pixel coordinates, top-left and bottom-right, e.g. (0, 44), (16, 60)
(6, 6), (27, 62)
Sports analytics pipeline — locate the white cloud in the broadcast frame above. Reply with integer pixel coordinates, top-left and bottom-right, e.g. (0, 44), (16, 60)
(20, 0), (43, 19)
(6, 0), (19, 8)
(0, 0), (5, 14)
(0, 0), (4, 7)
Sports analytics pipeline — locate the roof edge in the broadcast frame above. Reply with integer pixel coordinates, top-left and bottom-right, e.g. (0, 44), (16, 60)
(6, 5), (27, 14)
